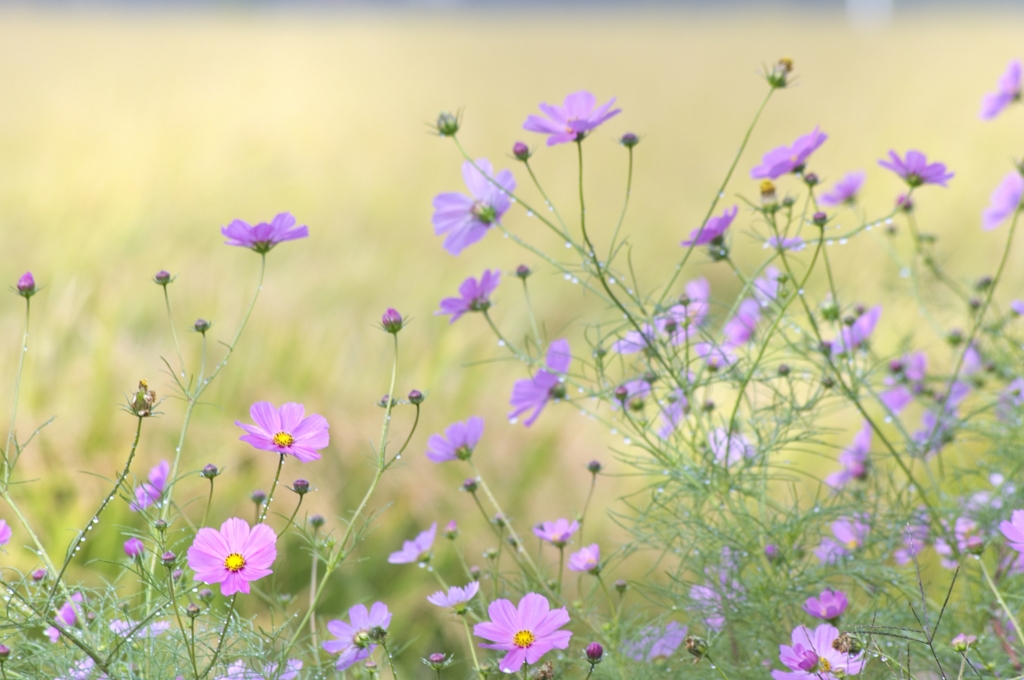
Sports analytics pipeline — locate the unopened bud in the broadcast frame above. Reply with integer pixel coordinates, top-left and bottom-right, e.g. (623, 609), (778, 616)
(585, 642), (604, 663)
(765, 544), (781, 562)
(193, 318), (211, 333)
(803, 172), (819, 186)
(16, 272), (36, 298)
(154, 270), (172, 285)
(200, 464), (219, 479)
(462, 478), (479, 493)
(515, 264), (532, 279)
(445, 520), (458, 540)
(408, 389), (424, 404)
(812, 211), (828, 227)
(620, 133), (640, 148)
(292, 479), (310, 495)
(436, 111), (460, 137)
(469, 565), (481, 580)
(513, 142), (531, 161)
(587, 460), (602, 474)
(965, 535), (985, 555)
(309, 514), (325, 529)
(31, 568), (46, 582)
(685, 635), (709, 659)
(381, 308), (404, 334)
(153, 519), (168, 532)
(161, 551), (176, 566)
(0, 645), (10, 660)
(614, 579), (627, 594)
(951, 633), (977, 653)
(251, 490), (267, 504)
(198, 588), (214, 602)
(186, 603), (200, 618)
(777, 364), (790, 377)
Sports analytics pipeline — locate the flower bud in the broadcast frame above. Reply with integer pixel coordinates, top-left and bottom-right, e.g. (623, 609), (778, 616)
(975, 275), (993, 291)
(424, 653), (452, 671)
(124, 537), (145, 559)
(193, 318), (211, 333)
(822, 376), (835, 389)
(381, 308), (404, 334)
(685, 635), (709, 660)
(292, 479), (310, 495)
(0, 645), (10, 660)
(585, 642), (604, 663)
(896, 193), (914, 212)
(186, 603), (201, 618)
(309, 514), (325, 529)
(16, 272), (35, 298)
(153, 519), (168, 532)
(777, 364), (790, 377)
(172, 568), (183, 581)
(515, 264), (532, 279)
(161, 551), (176, 566)
(703, 400), (715, 412)
(812, 211), (828, 227)
(513, 142), (531, 161)
(951, 633), (977, 653)
(462, 478), (479, 493)
(620, 133), (639, 148)
(765, 544), (781, 562)
(429, 653), (446, 664)
(469, 565), (481, 580)
(154, 270), (172, 285)
(614, 579), (627, 594)
(200, 464), (219, 479)
(436, 111), (460, 137)
(368, 625), (388, 643)
(251, 490), (267, 504)
(198, 588), (214, 602)
(803, 172), (819, 186)
(614, 385), (629, 402)
(965, 535), (985, 555)
(820, 300), (840, 322)
(587, 460), (602, 474)
(947, 329), (964, 346)
(492, 514), (506, 528)
(407, 389), (424, 404)
(129, 379), (157, 417)
(31, 568), (46, 582)
(445, 520), (459, 539)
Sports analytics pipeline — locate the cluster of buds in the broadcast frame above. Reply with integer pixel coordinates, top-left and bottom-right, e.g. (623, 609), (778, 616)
(128, 380), (157, 417)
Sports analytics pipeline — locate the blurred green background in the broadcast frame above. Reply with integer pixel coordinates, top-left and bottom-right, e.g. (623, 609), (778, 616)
(0, 2), (1022, 667)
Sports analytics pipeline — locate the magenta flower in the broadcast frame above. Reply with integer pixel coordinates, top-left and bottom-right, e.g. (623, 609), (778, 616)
(723, 299), (761, 348)
(832, 306), (882, 355)
(623, 622), (688, 662)
(750, 128), (828, 180)
(0, 519), (10, 545)
(236, 402), (330, 463)
(819, 171), (866, 207)
(425, 417), (484, 463)
(982, 172), (1024, 231)
(533, 518), (579, 547)
(323, 602), (392, 671)
(129, 460), (169, 512)
(815, 516), (869, 563)
(45, 593), (84, 643)
(55, 658), (103, 680)
(935, 517), (980, 569)
(772, 624), (865, 680)
(682, 205), (738, 246)
(568, 544), (601, 573)
(437, 270), (501, 323)
(709, 428), (756, 466)
(878, 150), (954, 188)
(16, 272), (35, 297)
(432, 159), (515, 256)
(880, 351), (928, 414)
(509, 339), (571, 427)
(187, 517), (277, 596)
(123, 537), (144, 559)
(109, 619), (170, 639)
(221, 212), (308, 253)
(427, 582), (480, 611)
(803, 590), (848, 621)
(824, 421), (872, 490)
(981, 60), (1022, 120)
(473, 593), (572, 673)
(1000, 510), (1024, 553)
(388, 523), (437, 564)
(523, 91), (621, 146)
(217, 660), (302, 680)
(753, 266), (782, 308)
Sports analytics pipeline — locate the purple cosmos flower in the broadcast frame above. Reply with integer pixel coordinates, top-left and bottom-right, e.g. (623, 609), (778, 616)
(1001, 510), (1024, 553)
(437, 269), (501, 323)
(819, 171), (866, 206)
(187, 517), (277, 596)
(473, 592), (572, 673)
(682, 205), (738, 246)
(1014, 300), (1024, 315)
(568, 544), (601, 573)
(824, 421), (872, 490)
(109, 619), (171, 639)
(878, 150), (954, 188)
(815, 516), (869, 563)
(425, 417), (484, 463)
(723, 299), (761, 348)
(766, 235), (806, 251)
(123, 537), (144, 559)
(694, 342), (734, 370)
(45, 593), (84, 643)
(935, 517), (981, 569)
(614, 279), (710, 353)
(981, 60), (1022, 120)
(751, 128), (828, 180)
(832, 306), (882, 355)
(523, 91), (621, 146)
(221, 212), (308, 253)
(771, 624), (866, 680)
(388, 523), (437, 564)
(0, 520), (10, 546)
(688, 548), (746, 632)
(323, 602), (392, 672)
(130, 460), (169, 512)
(611, 378), (652, 410)
(216, 660), (302, 680)
(753, 266), (782, 308)
(982, 172), (1024, 231)
(427, 582), (480, 611)
(533, 518), (579, 547)
(623, 622), (688, 662)
(803, 590), (848, 621)
(914, 381), (970, 457)
(432, 159), (516, 256)
(55, 658), (106, 680)
(998, 377), (1024, 421)
(236, 402), (330, 463)
(657, 391), (689, 439)
(709, 428), (756, 466)
(880, 351), (928, 414)
(509, 339), (571, 427)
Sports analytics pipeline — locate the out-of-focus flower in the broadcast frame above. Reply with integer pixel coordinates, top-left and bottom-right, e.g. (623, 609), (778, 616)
(771, 624), (865, 680)
(123, 537), (144, 559)
(935, 517), (981, 569)
(913, 381), (970, 457)
(388, 523), (437, 564)
(723, 299), (761, 348)
(533, 519), (579, 547)
(45, 593), (84, 643)
(819, 171), (866, 206)
(0, 520), (11, 546)
(473, 593), (572, 673)
(878, 150), (954, 188)
(235, 402), (330, 463)
(766, 236), (806, 251)
(427, 582), (480, 612)
(803, 590), (848, 621)
(709, 428), (756, 466)
(682, 206), (738, 246)
(432, 159), (516, 256)
(622, 621), (688, 662)
(825, 421), (872, 490)
(894, 521), (929, 566)
(980, 60), (1022, 120)
(130, 460), (169, 512)
(426, 417), (484, 463)
(437, 270), (501, 323)
(613, 278), (709, 353)
(750, 128), (828, 180)
(815, 517), (869, 563)
(831, 306), (882, 355)
(523, 91), (621, 146)
(1000, 509), (1024, 553)
(952, 633), (978, 653)
(880, 351), (927, 414)
(187, 518), (277, 596)
(611, 378), (651, 411)
(323, 602), (392, 671)
(109, 620), (171, 639)
(216, 660), (303, 680)
(689, 548), (745, 632)
(982, 172), (1024, 231)
(657, 390), (689, 439)
(509, 339), (571, 427)
(998, 377), (1024, 421)
(568, 544), (601, 574)
(753, 266), (782, 308)
(221, 213), (308, 253)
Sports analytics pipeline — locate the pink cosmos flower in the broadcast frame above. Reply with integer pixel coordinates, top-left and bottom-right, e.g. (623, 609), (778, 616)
(473, 592), (572, 673)
(880, 351), (928, 414)
(623, 621), (688, 662)
(709, 428), (756, 466)
(533, 518), (579, 547)
(568, 544), (601, 573)
(997, 377), (1024, 421)
(682, 205), (738, 246)
(981, 60), (1022, 120)
(694, 342), (734, 370)
(753, 266), (782, 308)
(657, 391), (689, 439)
(772, 624), (865, 680)
(766, 236), (806, 251)
(187, 517), (277, 596)
(1014, 300), (1024, 315)
(509, 339), (571, 427)
(803, 590), (848, 621)
(427, 582), (480, 611)
(878, 150), (954, 188)
(437, 270), (501, 323)
(129, 460), (169, 512)
(236, 402), (330, 463)
(523, 91), (621, 146)
(123, 537), (144, 559)
(109, 619), (171, 638)
(611, 379), (651, 410)
(221, 212), (308, 253)
(45, 593), (84, 643)
(723, 299), (761, 348)
(914, 381), (970, 457)
(820, 171), (866, 206)
(689, 548), (745, 632)
(216, 660), (302, 680)
(751, 128), (828, 179)
(815, 516), (869, 564)
(1000, 510), (1024, 553)
(55, 658), (106, 680)
(323, 602), (392, 671)
(824, 421), (872, 490)
(388, 523), (437, 564)
(432, 159), (516, 256)
(831, 306), (882, 355)
(0, 519), (11, 545)
(894, 522), (929, 566)
(935, 517), (980, 569)
(613, 279), (710, 353)
(982, 172), (1024, 231)
(425, 417), (484, 463)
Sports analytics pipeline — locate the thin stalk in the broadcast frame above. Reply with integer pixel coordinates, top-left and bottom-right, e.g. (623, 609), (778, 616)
(579, 472), (598, 543)
(309, 527), (320, 649)
(4, 298), (29, 472)
(521, 279), (543, 348)
(980, 559), (1024, 650)
(200, 478), (215, 528)
(162, 284), (186, 378)
(557, 545), (565, 594)
(199, 594), (237, 679)
(280, 496), (304, 535)
(380, 640), (400, 680)
(461, 616), (481, 677)
(607, 145), (635, 263)
(167, 568), (199, 679)
(257, 454), (286, 525)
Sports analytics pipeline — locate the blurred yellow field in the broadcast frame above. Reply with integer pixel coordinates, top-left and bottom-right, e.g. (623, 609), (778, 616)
(0, 5), (1021, 647)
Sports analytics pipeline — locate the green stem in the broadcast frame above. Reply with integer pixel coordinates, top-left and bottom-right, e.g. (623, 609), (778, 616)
(462, 612), (482, 677)
(281, 496), (304, 535)
(557, 546), (565, 594)
(521, 279), (543, 349)
(979, 559), (1024, 650)
(257, 454), (285, 525)
(201, 478), (215, 528)
(199, 594), (237, 679)
(380, 640), (400, 680)
(162, 284), (186, 378)
(4, 298), (29, 473)
(167, 568), (199, 679)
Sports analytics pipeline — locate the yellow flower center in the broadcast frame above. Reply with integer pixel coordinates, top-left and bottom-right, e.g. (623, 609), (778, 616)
(272, 431), (295, 447)
(513, 630), (535, 648)
(224, 553), (245, 572)
(845, 539), (859, 550)
(819, 657), (832, 673)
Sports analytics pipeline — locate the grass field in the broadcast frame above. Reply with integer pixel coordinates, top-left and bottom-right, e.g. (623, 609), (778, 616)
(0, 3), (1022, 648)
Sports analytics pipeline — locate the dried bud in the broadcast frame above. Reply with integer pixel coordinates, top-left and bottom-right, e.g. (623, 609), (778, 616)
(585, 642), (604, 663)
(436, 111), (460, 137)
(292, 479), (310, 495)
(16, 272), (36, 298)
(832, 632), (863, 655)
(767, 57), (794, 88)
(193, 318), (211, 333)
(200, 464), (219, 479)
(685, 635), (709, 660)
(160, 551), (176, 566)
(309, 514), (325, 530)
(587, 460), (602, 474)
(129, 380), (158, 417)
(251, 490), (267, 504)
(381, 308), (404, 334)
(620, 132), (640, 148)
(533, 662), (555, 680)
(154, 270), (172, 285)
(407, 389), (424, 404)
(513, 142), (531, 161)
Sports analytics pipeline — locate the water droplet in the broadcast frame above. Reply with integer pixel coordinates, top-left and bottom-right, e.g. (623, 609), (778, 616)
(798, 289), (805, 295)
(839, 238), (848, 245)
(564, 273), (572, 280)
(571, 278), (579, 284)
(610, 428), (618, 435)
(623, 437), (631, 445)
(508, 417), (518, 424)
(608, 277), (616, 284)
(526, 211), (534, 217)
(565, 242), (572, 249)
(577, 388), (584, 393)
(900, 268), (910, 278)
(497, 340), (505, 347)
(826, 239), (834, 246)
